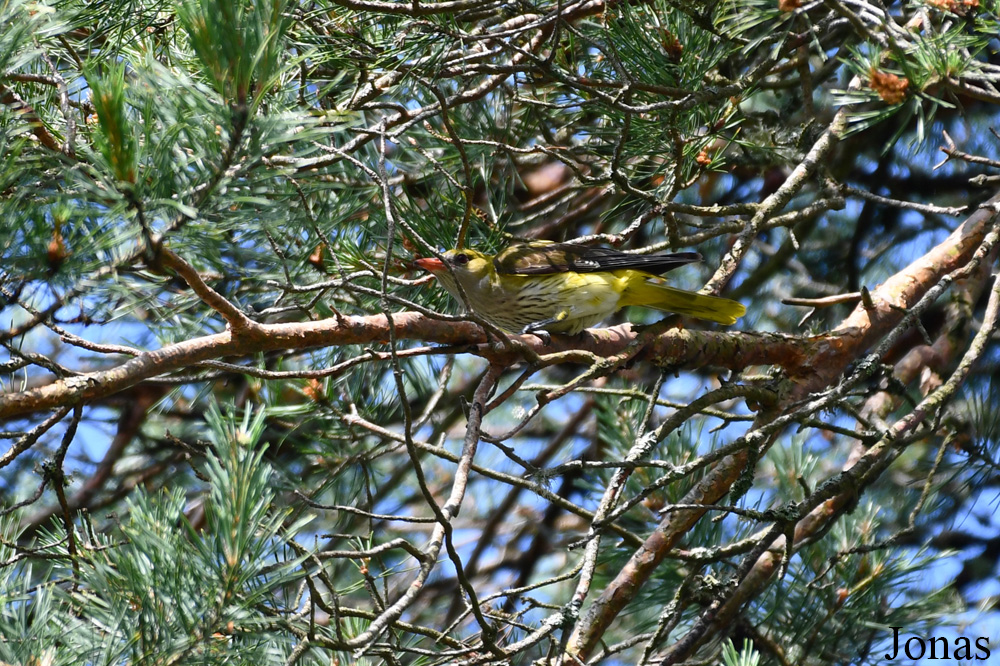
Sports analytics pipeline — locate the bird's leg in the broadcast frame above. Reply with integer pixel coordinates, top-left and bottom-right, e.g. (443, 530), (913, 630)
(522, 311), (568, 333)
(521, 311), (569, 345)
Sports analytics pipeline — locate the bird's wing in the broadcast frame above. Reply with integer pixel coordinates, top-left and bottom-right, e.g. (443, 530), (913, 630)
(493, 243), (702, 276)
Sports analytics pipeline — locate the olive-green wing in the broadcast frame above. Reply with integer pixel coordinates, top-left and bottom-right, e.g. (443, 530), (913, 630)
(493, 243), (702, 276)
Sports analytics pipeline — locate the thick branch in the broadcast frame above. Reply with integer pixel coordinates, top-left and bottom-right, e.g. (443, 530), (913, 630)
(0, 316), (810, 421)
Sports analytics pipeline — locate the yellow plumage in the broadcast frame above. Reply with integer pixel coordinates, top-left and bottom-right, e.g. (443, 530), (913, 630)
(414, 243), (745, 335)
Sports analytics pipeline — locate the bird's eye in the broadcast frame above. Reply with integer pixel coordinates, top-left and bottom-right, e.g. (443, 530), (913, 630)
(453, 253), (470, 266)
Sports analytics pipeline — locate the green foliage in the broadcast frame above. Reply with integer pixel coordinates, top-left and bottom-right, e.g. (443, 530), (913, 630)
(86, 61), (138, 185)
(0, 408), (311, 664)
(177, 0), (291, 106)
(2, 0), (1000, 663)
(723, 639), (761, 666)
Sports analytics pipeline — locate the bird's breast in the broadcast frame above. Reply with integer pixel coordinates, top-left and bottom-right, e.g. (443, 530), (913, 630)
(439, 269), (628, 334)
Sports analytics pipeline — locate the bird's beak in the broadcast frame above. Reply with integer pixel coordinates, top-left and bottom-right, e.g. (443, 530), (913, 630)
(413, 257), (445, 272)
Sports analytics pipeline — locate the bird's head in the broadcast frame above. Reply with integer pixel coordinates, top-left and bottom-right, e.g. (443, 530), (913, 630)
(413, 249), (494, 301)
(413, 249), (493, 294)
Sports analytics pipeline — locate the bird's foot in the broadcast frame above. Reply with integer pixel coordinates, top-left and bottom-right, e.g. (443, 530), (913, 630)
(531, 329), (552, 346)
(520, 323), (552, 346)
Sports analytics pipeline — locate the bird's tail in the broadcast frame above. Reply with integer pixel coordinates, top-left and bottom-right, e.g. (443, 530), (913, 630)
(621, 276), (746, 325)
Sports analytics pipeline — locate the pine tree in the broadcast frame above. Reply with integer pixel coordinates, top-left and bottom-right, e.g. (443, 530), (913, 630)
(2, 0), (1000, 663)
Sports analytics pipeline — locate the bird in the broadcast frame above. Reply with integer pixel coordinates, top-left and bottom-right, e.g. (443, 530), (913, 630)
(413, 242), (745, 335)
